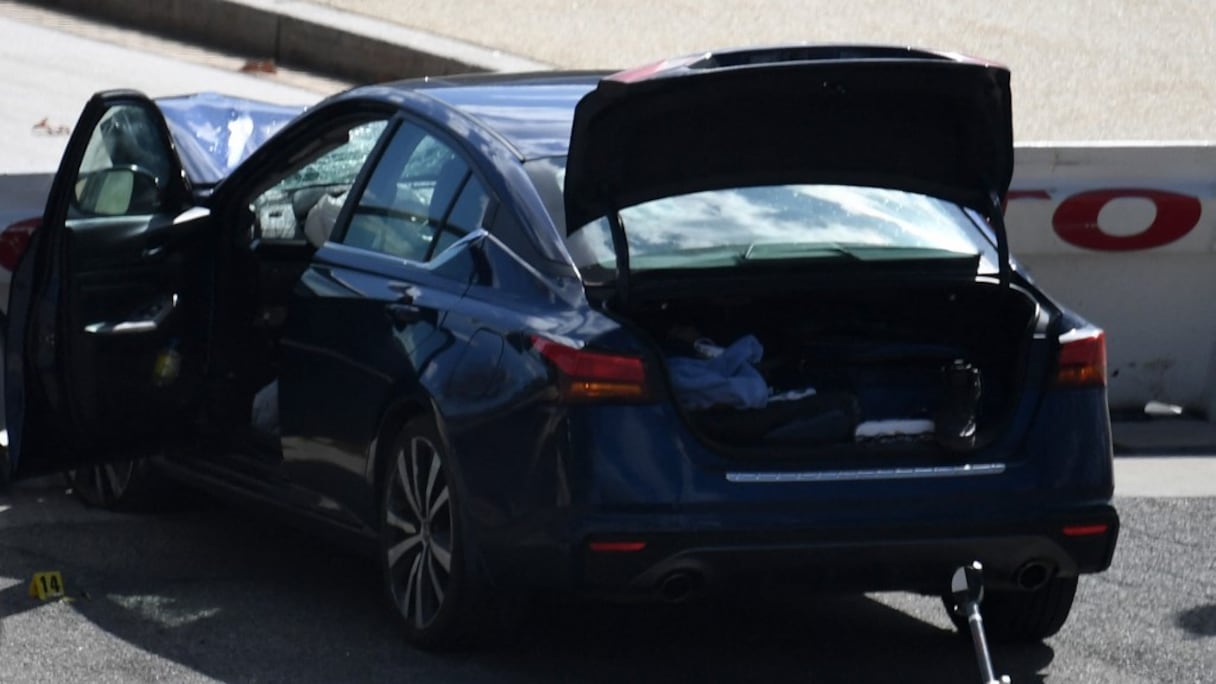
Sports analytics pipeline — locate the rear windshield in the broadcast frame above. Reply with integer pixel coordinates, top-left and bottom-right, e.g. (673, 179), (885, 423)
(526, 157), (998, 282)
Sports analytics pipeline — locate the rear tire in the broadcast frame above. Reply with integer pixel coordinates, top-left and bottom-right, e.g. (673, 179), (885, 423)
(380, 416), (482, 650)
(64, 458), (169, 511)
(944, 576), (1078, 642)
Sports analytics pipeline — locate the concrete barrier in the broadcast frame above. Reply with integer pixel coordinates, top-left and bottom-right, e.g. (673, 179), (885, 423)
(1007, 144), (1216, 415)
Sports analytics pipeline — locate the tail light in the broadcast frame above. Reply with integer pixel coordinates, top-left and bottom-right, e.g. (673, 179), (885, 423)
(588, 540), (647, 553)
(1056, 328), (1106, 387)
(0, 217), (39, 273)
(531, 335), (651, 402)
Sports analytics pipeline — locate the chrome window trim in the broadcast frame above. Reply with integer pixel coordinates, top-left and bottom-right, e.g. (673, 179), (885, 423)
(726, 463), (1006, 484)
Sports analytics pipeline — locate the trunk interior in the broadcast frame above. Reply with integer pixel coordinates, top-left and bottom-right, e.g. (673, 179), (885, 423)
(621, 277), (1048, 463)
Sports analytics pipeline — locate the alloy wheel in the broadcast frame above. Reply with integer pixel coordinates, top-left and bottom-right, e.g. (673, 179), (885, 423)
(384, 434), (454, 631)
(67, 460), (138, 507)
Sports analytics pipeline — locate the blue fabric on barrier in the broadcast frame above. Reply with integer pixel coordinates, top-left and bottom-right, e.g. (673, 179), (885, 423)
(155, 93), (306, 185)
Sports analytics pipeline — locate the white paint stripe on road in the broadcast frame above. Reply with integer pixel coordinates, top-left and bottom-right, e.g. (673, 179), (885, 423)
(1115, 457), (1216, 497)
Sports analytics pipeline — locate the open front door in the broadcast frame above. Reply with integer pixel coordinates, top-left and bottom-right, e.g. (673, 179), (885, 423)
(4, 91), (210, 480)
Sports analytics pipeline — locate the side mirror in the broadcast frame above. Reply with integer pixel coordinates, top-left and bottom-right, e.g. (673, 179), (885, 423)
(73, 165), (163, 216)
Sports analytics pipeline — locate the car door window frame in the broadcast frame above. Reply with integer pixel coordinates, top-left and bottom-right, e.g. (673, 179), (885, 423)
(331, 116), (496, 266)
(208, 99), (399, 243)
(244, 117), (394, 246)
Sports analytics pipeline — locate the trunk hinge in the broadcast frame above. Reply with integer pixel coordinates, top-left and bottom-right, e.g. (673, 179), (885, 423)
(989, 191), (1011, 291)
(606, 208), (631, 307)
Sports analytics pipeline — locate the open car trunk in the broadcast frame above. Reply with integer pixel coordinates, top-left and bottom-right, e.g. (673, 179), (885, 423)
(565, 47), (1040, 464)
(622, 276), (1048, 462)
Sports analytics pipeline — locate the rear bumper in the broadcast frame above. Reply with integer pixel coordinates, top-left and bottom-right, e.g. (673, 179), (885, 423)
(457, 388), (1118, 600)
(487, 504), (1119, 600)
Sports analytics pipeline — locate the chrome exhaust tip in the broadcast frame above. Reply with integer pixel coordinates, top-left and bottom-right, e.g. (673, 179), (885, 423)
(1013, 560), (1054, 592)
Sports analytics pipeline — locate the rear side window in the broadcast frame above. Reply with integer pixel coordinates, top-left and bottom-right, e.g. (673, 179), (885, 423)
(340, 123), (491, 262)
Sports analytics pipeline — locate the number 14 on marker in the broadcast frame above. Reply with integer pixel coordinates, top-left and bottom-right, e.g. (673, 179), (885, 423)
(28, 571), (65, 600)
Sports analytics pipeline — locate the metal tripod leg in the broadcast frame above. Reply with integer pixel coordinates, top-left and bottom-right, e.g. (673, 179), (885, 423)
(951, 562), (1012, 684)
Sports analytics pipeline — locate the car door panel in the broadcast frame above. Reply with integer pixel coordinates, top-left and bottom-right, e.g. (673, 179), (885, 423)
(270, 121), (498, 525)
(62, 215), (206, 432)
(198, 116), (392, 465)
(277, 245), (470, 525)
(154, 113), (400, 522)
(5, 91), (207, 480)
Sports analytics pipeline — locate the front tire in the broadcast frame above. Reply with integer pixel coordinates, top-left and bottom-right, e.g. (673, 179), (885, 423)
(64, 458), (166, 511)
(380, 416), (480, 650)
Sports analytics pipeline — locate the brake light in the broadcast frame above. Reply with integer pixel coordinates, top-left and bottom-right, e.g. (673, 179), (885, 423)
(531, 336), (650, 402)
(1056, 328), (1106, 388)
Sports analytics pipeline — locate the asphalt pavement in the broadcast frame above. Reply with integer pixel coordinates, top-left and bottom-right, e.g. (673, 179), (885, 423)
(2, 478), (1213, 683)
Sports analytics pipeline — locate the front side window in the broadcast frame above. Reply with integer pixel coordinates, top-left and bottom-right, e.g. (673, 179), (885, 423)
(340, 124), (490, 262)
(72, 104), (175, 217)
(250, 119), (389, 243)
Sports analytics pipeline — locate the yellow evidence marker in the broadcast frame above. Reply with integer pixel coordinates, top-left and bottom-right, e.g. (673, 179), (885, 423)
(28, 571), (65, 600)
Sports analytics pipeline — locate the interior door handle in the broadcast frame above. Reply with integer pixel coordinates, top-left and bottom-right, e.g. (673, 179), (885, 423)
(386, 302), (422, 326)
(84, 293), (179, 335)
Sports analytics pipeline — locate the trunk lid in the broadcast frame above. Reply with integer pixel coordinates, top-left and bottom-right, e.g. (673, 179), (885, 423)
(563, 45), (1013, 244)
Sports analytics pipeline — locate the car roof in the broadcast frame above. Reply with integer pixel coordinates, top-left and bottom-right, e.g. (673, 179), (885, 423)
(360, 72), (604, 161)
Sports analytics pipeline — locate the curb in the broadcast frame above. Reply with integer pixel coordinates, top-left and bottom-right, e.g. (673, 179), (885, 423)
(22, 0), (551, 83)
(1109, 415), (1216, 456)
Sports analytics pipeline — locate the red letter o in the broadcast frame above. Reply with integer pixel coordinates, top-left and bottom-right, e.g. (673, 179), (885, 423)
(1053, 189), (1202, 251)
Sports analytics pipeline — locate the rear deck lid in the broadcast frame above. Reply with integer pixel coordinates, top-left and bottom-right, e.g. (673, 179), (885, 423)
(563, 45), (1014, 234)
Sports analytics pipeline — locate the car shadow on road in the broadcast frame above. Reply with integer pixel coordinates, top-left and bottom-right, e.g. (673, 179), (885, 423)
(0, 490), (1055, 683)
(472, 593), (1054, 684)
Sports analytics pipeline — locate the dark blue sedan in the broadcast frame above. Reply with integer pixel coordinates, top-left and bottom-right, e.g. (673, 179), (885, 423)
(1, 45), (1118, 649)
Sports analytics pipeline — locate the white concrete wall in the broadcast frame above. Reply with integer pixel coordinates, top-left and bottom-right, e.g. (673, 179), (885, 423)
(1008, 144), (1216, 414)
